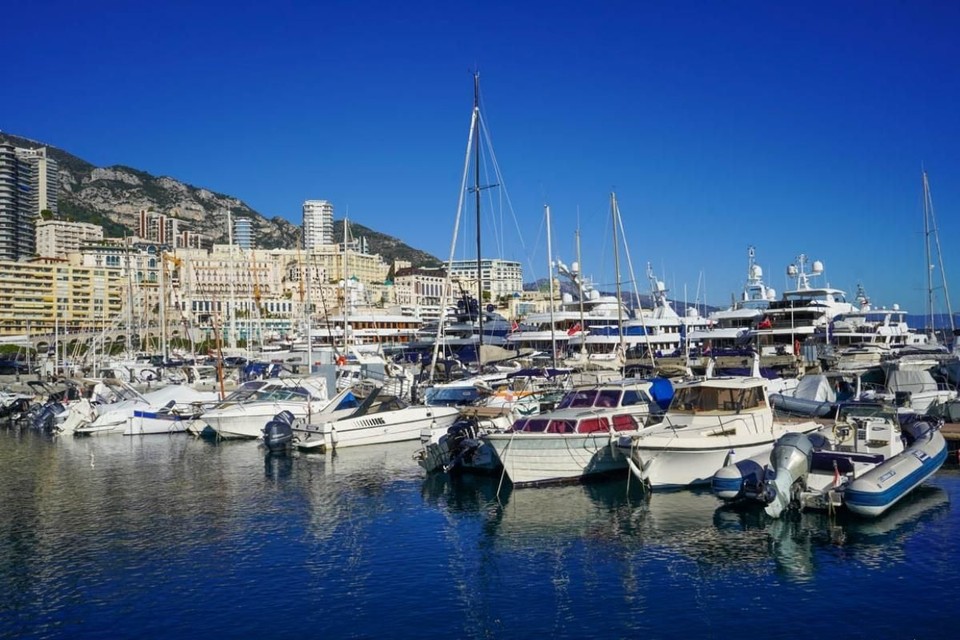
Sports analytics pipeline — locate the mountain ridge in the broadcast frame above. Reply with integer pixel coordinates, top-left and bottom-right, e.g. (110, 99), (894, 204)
(0, 132), (440, 266)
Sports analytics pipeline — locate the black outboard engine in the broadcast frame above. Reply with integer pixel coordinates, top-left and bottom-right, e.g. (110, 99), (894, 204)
(33, 401), (65, 432)
(262, 410), (295, 452)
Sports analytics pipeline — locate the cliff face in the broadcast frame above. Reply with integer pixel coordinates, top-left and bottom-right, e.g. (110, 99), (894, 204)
(0, 132), (437, 263)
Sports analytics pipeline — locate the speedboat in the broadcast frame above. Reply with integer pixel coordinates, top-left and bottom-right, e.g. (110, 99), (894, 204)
(294, 386), (461, 451)
(482, 377), (671, 486)
(712, 402), (948, 518)
(200, 376), (329, 439)
(617, 374), (821, 489)
(75, 379), (219, 436)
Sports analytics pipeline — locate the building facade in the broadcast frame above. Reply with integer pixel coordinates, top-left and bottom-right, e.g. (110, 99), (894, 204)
(448, 258), (523, 301)
(0, 257), (125, 337)
(36, 219), (105, 258)
(0, 143), (60, 261)
(233, 216), (252, 250)
(302, 200), (334, 249)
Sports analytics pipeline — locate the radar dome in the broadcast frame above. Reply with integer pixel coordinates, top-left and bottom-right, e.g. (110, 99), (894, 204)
(562, 293), (573, 304)
(767, 288), (777, 300)
(787, 265), (798, 277)
(685, 307), (700, 318)
(893, 303), (900, 311)
(571, 261), (580, 274)
(750, 264), (763, 279)
(812, 260), (824, 274)
(589, 290), (600, 301)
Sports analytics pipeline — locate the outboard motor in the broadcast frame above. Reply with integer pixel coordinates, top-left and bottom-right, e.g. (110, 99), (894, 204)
(764, 432), (815, 518)
(262, 410), (295, 452)
(33, 401), (65, 432)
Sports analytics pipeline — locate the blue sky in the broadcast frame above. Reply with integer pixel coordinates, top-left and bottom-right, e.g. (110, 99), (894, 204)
(3, 1), (959, 313)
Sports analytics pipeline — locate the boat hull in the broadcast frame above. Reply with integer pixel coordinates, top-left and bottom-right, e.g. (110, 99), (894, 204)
(298, 408), (460, 451)
(844, 429), (948, 517)
(484, 432), (626, 486)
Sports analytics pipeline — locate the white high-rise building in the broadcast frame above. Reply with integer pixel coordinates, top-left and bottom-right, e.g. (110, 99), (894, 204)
(302, 200), (334, 249)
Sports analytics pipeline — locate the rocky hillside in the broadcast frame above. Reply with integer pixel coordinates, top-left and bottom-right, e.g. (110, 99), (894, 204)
(1, 132), (438, 264)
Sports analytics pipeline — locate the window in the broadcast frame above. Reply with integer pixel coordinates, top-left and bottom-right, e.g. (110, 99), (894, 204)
(576, 417), (609, 434)
(612, 414), (639, 431)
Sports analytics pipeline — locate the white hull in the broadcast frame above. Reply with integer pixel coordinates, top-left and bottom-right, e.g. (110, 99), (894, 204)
(626, 423), (821, 489)
(125, 413), (192, 435)
(298, 408), (460, 451)
(204, 402), (316, 439)
(485, 431), (625, 485)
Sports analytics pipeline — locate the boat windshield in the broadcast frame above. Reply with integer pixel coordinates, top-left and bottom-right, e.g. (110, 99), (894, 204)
(223, 383), (311, 403)
(556, 388), (625, 409)
(425, 386), (482, 406)
(670, 385), (765, 414)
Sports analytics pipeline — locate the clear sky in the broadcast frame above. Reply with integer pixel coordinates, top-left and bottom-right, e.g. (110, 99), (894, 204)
(4, 1), (958, 313)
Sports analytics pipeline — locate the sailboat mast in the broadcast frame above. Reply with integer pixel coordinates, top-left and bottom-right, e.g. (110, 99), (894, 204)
(473, 72), (484, 352)
(545, 205), (557, 368)
(611, 193), (625, 371)
(575, 226), (586, 357)
(924, 171), (934, 338)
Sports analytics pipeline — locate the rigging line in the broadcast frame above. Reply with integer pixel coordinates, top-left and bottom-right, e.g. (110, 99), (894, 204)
(924, 172), (955, 332)
(476, 111), (529, 258)
(430, 98), (477, 381)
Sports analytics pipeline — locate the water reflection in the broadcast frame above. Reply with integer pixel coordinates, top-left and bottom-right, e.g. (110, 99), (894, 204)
(422, 471), (951, 583)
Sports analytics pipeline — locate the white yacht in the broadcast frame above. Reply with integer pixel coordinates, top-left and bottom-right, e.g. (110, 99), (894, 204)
(617, 373), (821, 489)
(483, 378), (669, 486)
(200, 376), (330, 439)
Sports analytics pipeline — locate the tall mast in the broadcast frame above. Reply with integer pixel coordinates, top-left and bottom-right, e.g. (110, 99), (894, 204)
(575, 226), (586, 358)
(922, 171), (955, 338)
(473, 72), (484, 353)
(924, 171), (934, 337)
(545, 205), (557, 368)
(611, 192), (625, 373)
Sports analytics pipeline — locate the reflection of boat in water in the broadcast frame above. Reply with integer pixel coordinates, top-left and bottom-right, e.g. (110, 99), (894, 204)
(713, 483), (950, 580)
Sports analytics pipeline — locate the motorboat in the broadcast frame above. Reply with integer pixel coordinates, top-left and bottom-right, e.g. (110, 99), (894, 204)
(262, 410), (296, 452)
(415, 367), (573, 474)
(75, 379), (219, 436)
(482, 377), (671, 486)
(200, 376), (330, 439)
(294, 385), (460, 451)
(712, 402), (948, 518)
(617, 373), (822, 489)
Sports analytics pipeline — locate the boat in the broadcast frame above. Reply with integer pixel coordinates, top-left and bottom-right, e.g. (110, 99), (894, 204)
(864, 367), (957, 413)
(712, 402), (948, 518)
(746, 253), (858, 376)
(75, 378), (219, 436)
(768, 373), (850, 418)
(294, 385), (461, 451)
(415, 367), (573, 474)
(617, 366), (822, 489)
(200, 376), (330, 439)
(482, 377), (671, 486)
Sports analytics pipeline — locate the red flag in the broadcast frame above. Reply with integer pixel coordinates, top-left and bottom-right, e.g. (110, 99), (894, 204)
(567, 323), (582, 336)
(510, 320), (519, 333)
(833, 460), (840, 487)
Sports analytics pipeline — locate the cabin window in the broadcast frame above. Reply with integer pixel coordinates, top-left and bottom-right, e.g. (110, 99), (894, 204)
(621, 390), (650, 406)
(596, 390), (621, 408)
(557, 390), (597, 409)
(576, 417), (609, 434)
(520, 419), (549, 432)
(612, 414), (639, 431)
(547, 419), (576, 434)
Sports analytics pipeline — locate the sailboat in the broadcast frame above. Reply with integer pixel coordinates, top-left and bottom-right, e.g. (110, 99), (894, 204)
(427, 72), (515, 377)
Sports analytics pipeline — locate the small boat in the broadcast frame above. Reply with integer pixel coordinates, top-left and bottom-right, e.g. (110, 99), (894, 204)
(262, 410), (295, 452)
(294, 386), (460, 451)
(200, 376), (330, 439)
(483, 377), (670, 486)
(712, 402), (948, 518)
(617, 370), (822, 490)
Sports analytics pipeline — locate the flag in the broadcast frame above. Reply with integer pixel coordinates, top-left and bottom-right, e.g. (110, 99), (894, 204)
(510, 320), (519, 333)
(833, 460), (840, 487)
(567, 323), (582, 336)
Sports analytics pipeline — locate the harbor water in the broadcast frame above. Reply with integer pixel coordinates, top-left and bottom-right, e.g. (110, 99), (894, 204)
(2, 428), (958, 639)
